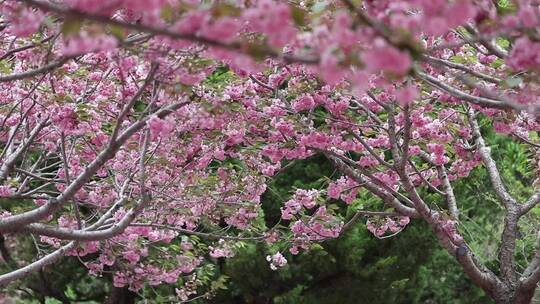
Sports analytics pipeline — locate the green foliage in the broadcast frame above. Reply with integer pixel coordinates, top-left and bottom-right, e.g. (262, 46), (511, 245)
(415, 249), (490, 304)
(496, 0), (517, 15)
(203, 66), (238, 89)
(262, 154), (334, 226)
(60, 19), (82, 37)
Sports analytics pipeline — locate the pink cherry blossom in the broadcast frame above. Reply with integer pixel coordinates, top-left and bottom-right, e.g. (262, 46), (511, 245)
(362, 44), (412, 75)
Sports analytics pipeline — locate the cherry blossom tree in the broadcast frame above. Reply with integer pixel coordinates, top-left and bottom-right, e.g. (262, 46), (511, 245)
(1, 0), (540, 303)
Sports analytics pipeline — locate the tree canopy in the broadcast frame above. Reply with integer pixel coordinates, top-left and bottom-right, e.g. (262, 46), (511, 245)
(1, 1), (540, 303)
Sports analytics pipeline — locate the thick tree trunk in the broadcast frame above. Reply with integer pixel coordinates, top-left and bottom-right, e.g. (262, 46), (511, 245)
(513, 289), (536, 304)
(531, 286), (540, 304)
(492, 287), (536, 304)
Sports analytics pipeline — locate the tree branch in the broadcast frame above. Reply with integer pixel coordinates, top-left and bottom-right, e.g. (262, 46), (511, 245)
(20, 0), (316, 65)
(417, 71), (512, 110)
(468, 108), (519, 285)
(0, 241), (76, 286)
(422, 55), (501, 84)
(0, 57), (71, 83)
(0, 100), (191, 233)
(326, 153), (419, 218)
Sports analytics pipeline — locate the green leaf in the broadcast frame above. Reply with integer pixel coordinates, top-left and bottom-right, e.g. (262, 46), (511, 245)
(310, 243), (324, 251)
(504, 77), (523, 88)
(212, 3), (241, 18)
(496, 37), (510, 49)
(290, 6), (307, 27)
(65, 286), (77, 300)
(61, 19), (82, 37)
(108, 25), (126, 40)
(327, 203), (340, 211)
(160, 4), (175, 21)
(245, 42), (269, 61)
(497, 0), (517, 15)
(0, 60), (12, 74)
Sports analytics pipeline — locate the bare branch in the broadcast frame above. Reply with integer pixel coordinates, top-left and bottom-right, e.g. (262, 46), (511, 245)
(0, 241), (76, 286)
(111, 63), (159, 140)
(326, 153), (419, 218)
(417, 71), (511, 110)
(20, 0), (316, 65)
(0, 35), (56, 61)
(341, 210), (400, 234)
(349, 131), (393, 168)
(519, 192), (540, 216)
(463, 24), (508, 59)
(130, 223), (267, 241)
(468, 109), (517, 208)
(249, 75), (275, 91)
(407, 159), (446, 195)
(60, 132), (82, 228)
(418, 152), (459, 218)
(0, 57), (71, 83)
(519, 232), (540, 292)
(0, 100), (191, 233)
(468, 108), (519, 285)
(0, 119), (50, 182)
(422, 55), (501, 84)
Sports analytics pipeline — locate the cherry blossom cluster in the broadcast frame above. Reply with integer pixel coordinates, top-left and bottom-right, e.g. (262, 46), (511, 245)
(2, 0), (540, 302)
(366, 216), (410, 238)
(266, 252), (287, 271)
